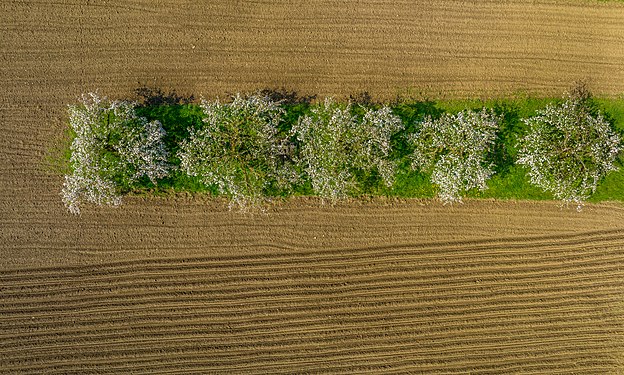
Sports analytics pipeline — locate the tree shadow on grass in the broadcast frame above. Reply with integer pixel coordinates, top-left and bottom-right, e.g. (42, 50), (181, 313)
(257, 88), (317, 134)
(489, 101), (524, 176)
(132, 86), (204, 172)
(390, 100), (444, 159)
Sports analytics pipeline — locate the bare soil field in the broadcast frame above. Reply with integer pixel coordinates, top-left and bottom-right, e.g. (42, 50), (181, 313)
(3, 198), (624, 373)
(2, 0), (624, 373)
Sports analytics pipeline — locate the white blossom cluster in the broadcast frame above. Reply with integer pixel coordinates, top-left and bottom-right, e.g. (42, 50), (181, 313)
(61, 92), (170, 214)
(410, 109), (500, 204)
(352, 105), (405, 186)
(178, 94), (296, 209)
(291, 98), (403, 199)
(517, 98), (622, 209)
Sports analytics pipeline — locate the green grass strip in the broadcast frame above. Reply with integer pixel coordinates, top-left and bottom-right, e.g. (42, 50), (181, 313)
(57, 95), (624, 203)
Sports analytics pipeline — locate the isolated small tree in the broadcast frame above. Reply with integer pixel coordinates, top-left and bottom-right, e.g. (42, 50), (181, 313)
(178, 93), (296, 209)
(291, 98), (403, 199)
(517, 93), (621, 209)
(61, 92), (170, 214)
(410, 109), (500, 203)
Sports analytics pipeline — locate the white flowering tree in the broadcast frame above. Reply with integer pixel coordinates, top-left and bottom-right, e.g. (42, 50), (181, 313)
(61, 92), (170, 214)
(291, 98), (404, 199)
(177, 94), (296, 209)
(517, 97), (622, 208)
(410, 109), (500, 203)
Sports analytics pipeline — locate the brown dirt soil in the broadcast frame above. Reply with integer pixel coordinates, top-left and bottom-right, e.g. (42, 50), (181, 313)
(2, 0), (624, 373)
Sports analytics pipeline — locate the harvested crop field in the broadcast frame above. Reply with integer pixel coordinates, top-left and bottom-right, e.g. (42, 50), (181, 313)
(3, 0), (624, 373)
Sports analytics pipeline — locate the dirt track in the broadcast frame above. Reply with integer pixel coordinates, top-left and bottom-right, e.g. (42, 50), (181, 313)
(2, 0), (624, 373)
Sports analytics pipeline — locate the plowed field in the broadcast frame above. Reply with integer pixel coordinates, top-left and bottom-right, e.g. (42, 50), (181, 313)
(2, 0), (624, 373)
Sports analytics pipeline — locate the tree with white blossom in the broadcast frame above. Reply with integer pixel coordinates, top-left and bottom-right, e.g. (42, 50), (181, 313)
(517, 93), (622, 209)
(410, 109), (500, 204)
(177, 93), (297, 209)
(61, 92), (170, 214)
(291, 98), (404, 199)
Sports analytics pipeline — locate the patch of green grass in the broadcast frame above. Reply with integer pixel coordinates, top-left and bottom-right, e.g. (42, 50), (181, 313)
(135, 104), (204, 159)
(43, 126), (74, 175)
(387, 168), (437, 198)
(594, 97), (624, 132)
(467, 165), (553, 200)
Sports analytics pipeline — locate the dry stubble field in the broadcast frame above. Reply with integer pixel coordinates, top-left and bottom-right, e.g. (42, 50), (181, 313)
(2, 0), (624, 373)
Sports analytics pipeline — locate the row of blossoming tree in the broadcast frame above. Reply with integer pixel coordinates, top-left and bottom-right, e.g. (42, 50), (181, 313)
(61, 89), (622, 214)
